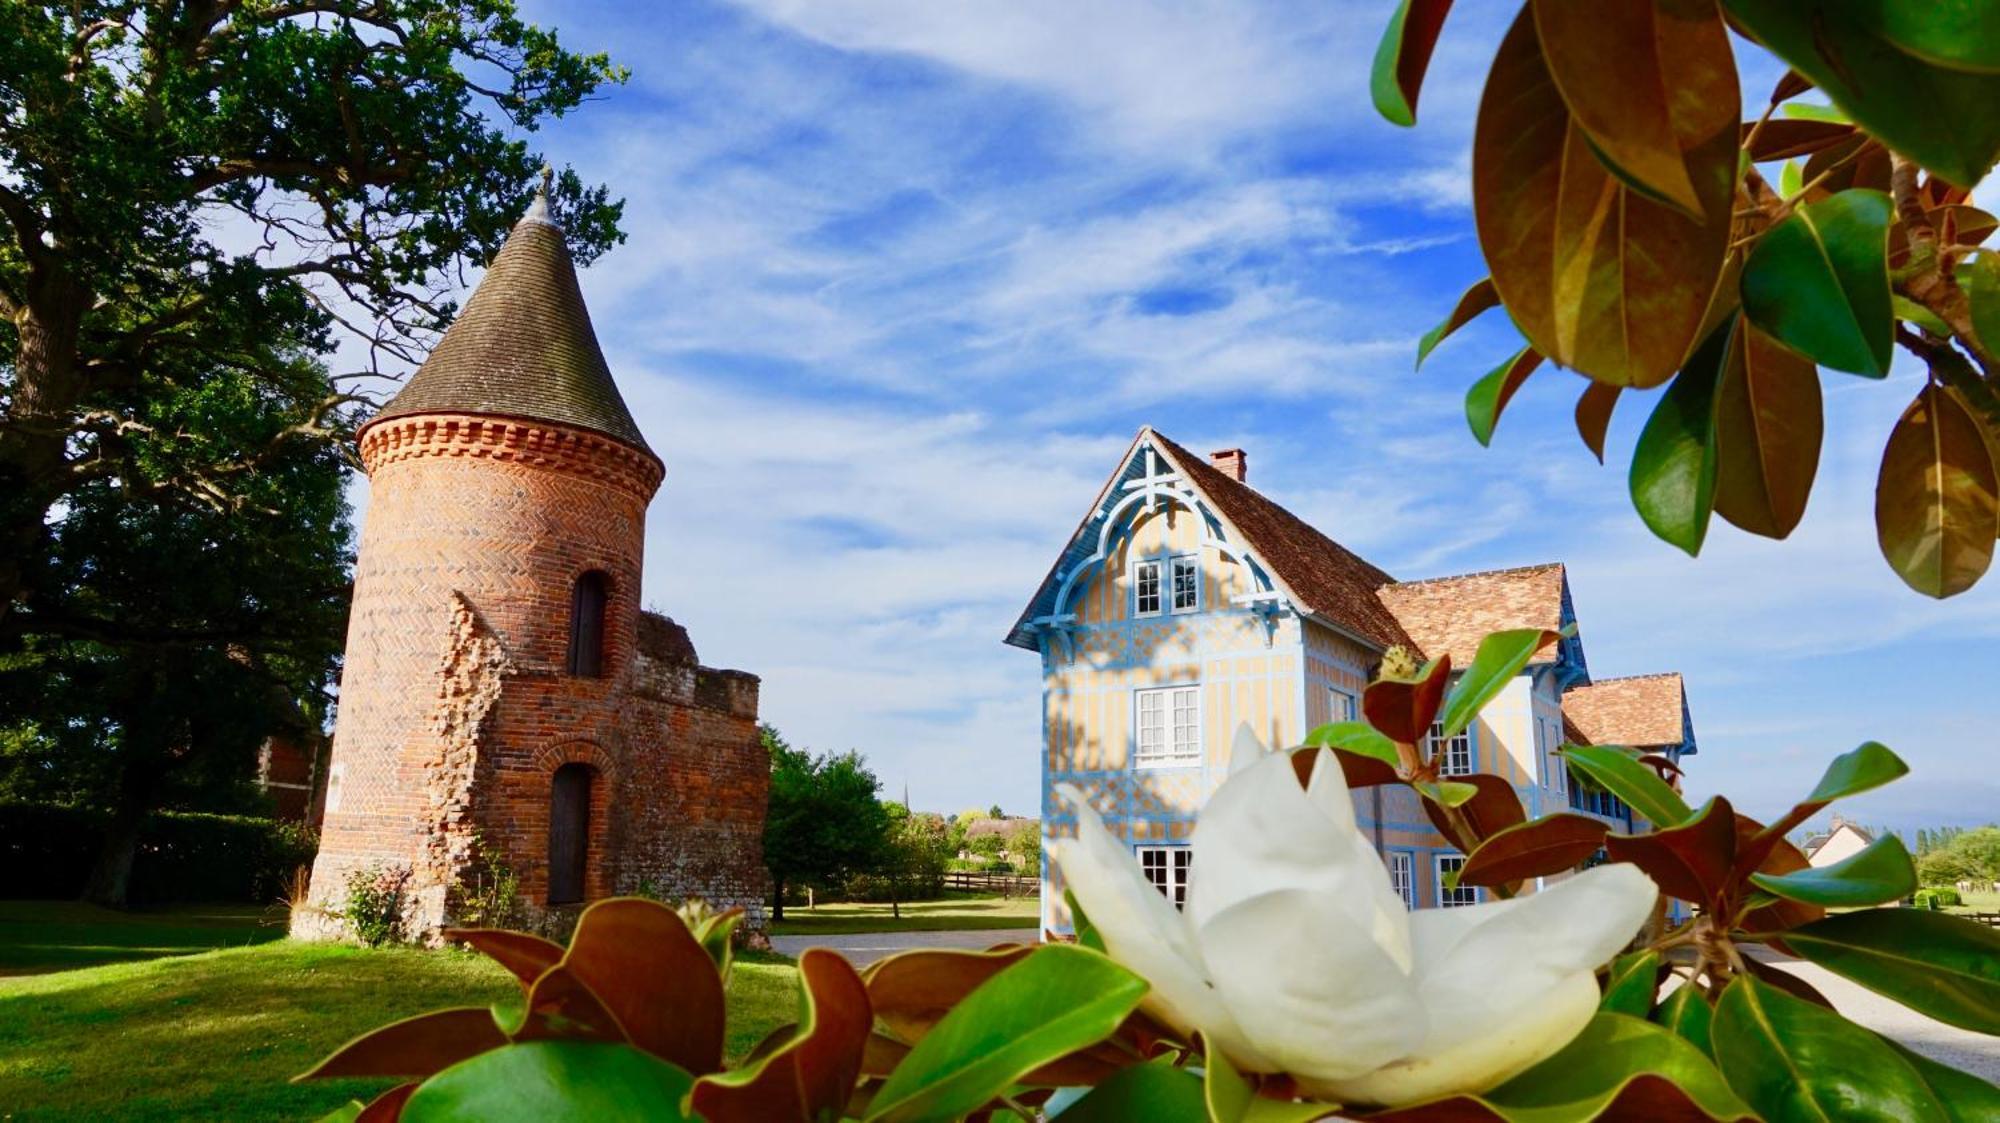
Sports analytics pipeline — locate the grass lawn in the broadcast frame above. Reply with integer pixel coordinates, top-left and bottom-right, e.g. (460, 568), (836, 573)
(1945, 888), (2000, 915)
(0, 903), (799, 1122)
(769, 894), (1040, 936)
(0, 900), (289, 976)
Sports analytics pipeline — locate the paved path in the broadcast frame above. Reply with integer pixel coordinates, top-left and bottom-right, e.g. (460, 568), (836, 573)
(1750, 950), (2000, 1082)
(769, 928), (1031, 967)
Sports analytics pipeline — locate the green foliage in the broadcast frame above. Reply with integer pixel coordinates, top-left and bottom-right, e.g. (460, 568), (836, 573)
(0, 800), (314, 903)
(1376, 1), (2000, 596)
(1916, 825), (2000, 885)
(343, 866), (412, 948)
(761, 726), (892, 919)
(401, 1042), (695, 1122)
(1914, 886), (1963, 909)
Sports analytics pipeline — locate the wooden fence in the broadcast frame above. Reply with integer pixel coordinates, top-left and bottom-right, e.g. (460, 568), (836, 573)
(943, 870), (1039, 898)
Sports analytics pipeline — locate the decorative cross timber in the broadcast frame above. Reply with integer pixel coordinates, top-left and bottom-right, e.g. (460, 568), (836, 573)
(1120, 444), (1185, 514)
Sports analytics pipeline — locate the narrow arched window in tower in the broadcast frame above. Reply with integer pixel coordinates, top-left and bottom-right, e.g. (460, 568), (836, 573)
(567, 571), (609, 677)
(548, 763), (593, 904)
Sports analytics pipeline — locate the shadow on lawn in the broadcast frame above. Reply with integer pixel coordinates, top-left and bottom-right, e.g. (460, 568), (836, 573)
(0, 900), (286, 976)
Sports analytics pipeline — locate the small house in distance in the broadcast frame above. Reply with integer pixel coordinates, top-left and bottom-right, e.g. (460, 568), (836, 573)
(1006, 428), (1699, 932)
(1803, 815), (1876, 868)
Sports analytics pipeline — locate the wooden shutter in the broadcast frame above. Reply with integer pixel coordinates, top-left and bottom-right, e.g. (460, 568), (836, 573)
(548, 764), (592, 904)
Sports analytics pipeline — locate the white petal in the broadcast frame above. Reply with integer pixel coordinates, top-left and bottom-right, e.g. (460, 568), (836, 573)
(1318, 863), (1657, 1105)
(1199, 888), (1426, 1084)
(1309, 972), (1599, 1106)
(1048, 785), (1273, 1069)
(1186, 748), (1413, 973)
(1228, 721), (1268, 776)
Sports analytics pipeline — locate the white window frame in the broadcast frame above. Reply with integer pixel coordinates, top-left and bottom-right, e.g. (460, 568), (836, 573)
(1386, 850), (1415, 909)
(1169, 554), (1201, 613)
(1426, 721), (1474, 776)
(1134, 685), (1202, 768)
(1436, 854), (1480, 907)
(1138, 845), (1193, 909)
(1330, 686), (1359, 724)
(1132, 559), (1163, 617)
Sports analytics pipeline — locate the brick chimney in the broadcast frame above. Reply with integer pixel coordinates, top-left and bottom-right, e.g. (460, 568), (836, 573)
(1210, 448), (1248, 483)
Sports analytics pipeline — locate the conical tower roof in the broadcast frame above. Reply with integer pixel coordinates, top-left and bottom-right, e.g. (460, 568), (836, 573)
(369, 183), (651, 453)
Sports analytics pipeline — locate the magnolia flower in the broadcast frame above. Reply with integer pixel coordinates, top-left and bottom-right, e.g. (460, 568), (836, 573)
(1051, 725), (1656, 1107)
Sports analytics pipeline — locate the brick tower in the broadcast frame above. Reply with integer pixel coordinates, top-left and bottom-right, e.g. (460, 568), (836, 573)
(297, 183), (771, 941)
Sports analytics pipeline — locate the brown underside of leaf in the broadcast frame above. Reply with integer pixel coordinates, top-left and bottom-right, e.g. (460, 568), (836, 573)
(1459, 813), (1611, 886)
(440, 928), (564, 987)
(1474, 6), (1736, 388)
(299, 1007), (509, 1080)
(1875, 382), (2000, 598)
(1713, 319), (1822, 538)
(559, 898), (728, 1074)
(1604, 796), (1737, 908)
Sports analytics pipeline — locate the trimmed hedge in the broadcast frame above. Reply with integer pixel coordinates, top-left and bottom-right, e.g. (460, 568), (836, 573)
(0, 801), (316, 904)
(1914, 887), (1963, 910)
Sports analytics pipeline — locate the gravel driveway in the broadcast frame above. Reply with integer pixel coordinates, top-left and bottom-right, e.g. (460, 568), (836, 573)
(768, 928), (1030, 967)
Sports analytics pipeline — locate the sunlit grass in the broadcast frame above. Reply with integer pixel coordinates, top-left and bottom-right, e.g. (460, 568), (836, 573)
(0, 904), (799, 1122)
(769, 893), (1040, 936)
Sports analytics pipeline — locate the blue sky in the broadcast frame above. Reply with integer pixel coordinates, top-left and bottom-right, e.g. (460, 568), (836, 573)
(354, 1), (2000, 832)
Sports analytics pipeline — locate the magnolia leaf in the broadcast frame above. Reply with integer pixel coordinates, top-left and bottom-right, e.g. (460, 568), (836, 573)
(691, 949), (871, 1123)
(1302, 720), (1400, 769)
(442, 928), (565, 987)
(1362, 653), (1451, 746)
(1724, 2), (2000, 188)
(1371, 0), (1454, 126)
(1202, 1035), (1340, 1122)
(1439, 627), (1562, 736)
(354, 1084), (418, 1123)
(1600, 950), (1662, 1017)
(1605, 796), (1738, 907)
(1473, 7), (1736, 388)
(1713, 318), (1823, 539)
(1784, 909), (2000, 1034)
(1054, 1063), (1206, 1121)
(1780, 101), (1851, 124)
(1712, 976), (1951, 1123)
(1421, 773), (1527, 854)
(1741, 956), (1836, 1010)
(1563, 744), (1693, 828)
(1893, 295), (1953, 336)
(1062, 891), (1105, 954)
(1331, 747), (1403, 790)
(1805, 740), (1910, 806)
(1530, 0), (1721, 216)
(1970, 254), (2000, 359)
(864, 946), (1147, 1123)
(559, 899), (725, 1073)
(316, 1103), (364, 1123)
(1630, 316), (1731, 554)
(1832, 4), (2000, 76)
(401, 1041), (697, 1123)
(1749, 834), (1915, 908)
(1771, 68), (1814, 104)
(865, 945), (1034, 1044)
(298, 1007), (510, 1080)
(509, 965), (628, 1045)
(1417, 277), (1499, 368)
(1459, 813), (1609, 887)
(1779, 158), (1804, 198)
(1748, 118), (1857, 161)
(1416, 779), (1480, 810)
(1732, 818), (1826, 936)
(1654, 987), (1714, 1057)
(1574, 379), (1621, 463)
(1368, 1014), (1751, 1122)
(1890, 1040), (2000, 1123)
(1742, 188), (1894, 376)
(1876, 382), (2000, 597)
(1465, 347), (1544, 447)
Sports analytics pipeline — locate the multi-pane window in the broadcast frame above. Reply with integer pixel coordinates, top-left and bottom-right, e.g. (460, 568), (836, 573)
(1426, 721), (1473, 776)
(1136, 686), (1201, 766)
(1437, 855), (1480, 907)
(1170, 555), (1200, 612)
(1331, 687), (1359, 723)
(1134, 561), (1162, 616)
(1139, 846), (1193, 908)
(1387, 851), (1415, 909)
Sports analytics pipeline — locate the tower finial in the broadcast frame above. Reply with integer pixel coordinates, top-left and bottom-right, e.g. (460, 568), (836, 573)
(521, 164), (556, 226)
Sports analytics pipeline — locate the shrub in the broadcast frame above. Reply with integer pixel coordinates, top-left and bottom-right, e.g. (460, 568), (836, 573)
(342, 864), (411, 947)
(1913, 887), (1962, 910)
(0, 800), (316, 903)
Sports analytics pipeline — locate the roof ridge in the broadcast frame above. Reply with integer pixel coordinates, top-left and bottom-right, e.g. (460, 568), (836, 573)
(1575, 672), (1683, 685)
(1384, 561), (1565, 589)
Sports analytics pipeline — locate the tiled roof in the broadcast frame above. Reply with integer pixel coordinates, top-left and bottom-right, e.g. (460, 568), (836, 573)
(1148, 432), (1415, 650)
(1563, 673), (1689, 748)
(367, 199), (652, 453)
(1376, 564), (1568, 666)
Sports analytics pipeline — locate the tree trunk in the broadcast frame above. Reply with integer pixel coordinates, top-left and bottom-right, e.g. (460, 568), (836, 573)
(0, 284), (88, 628)
(82, 800), (147, 909)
